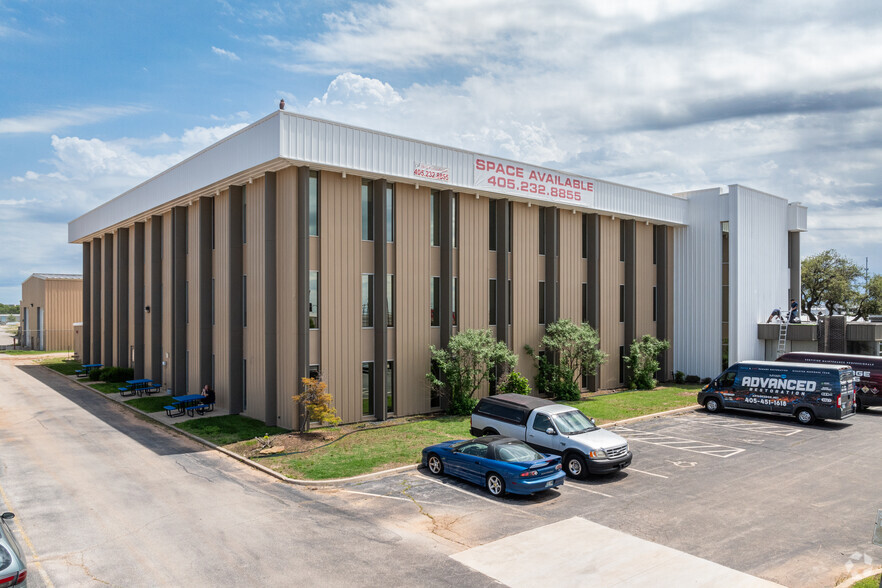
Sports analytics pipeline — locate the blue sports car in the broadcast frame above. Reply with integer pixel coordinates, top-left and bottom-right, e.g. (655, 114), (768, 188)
(421, 435), (565, 496)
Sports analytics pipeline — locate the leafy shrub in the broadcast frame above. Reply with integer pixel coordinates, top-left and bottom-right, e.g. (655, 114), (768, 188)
(98, 366), (135, 383)
(700, 377), (712, 385)
(499, 371), (531, 395)
(685, 374), (701, 384)
(674, 371), (685, 384)
(293, 377), (341, 432)
(532, 352), (580, 400)
(624, 335), (671, 390)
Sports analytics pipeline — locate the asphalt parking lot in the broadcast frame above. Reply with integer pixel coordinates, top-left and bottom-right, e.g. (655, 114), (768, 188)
(336, 408), (882, 587)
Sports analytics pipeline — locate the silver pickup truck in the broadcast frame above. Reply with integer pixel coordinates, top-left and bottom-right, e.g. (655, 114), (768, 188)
(470, 393), (632, 479)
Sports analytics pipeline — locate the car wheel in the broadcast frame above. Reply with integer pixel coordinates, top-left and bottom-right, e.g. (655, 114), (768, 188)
(795, 408), (815, 425)
(486, 473), (506, 496)
(704, 397), (722, 413)
(427, 454), (444, 475)
(564, 453), (587, 479)
(482, 428), (498, 436)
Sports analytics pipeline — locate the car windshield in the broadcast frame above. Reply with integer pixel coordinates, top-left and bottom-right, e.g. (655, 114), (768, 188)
(552, 410), (596, 434)
(496, 442), (543, 463)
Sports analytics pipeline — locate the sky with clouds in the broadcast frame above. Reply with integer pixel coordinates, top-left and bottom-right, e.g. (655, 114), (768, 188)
(2, 0), (882, 304)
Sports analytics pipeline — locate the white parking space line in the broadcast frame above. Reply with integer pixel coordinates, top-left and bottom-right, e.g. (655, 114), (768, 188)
(615, 426), (745, 458)
(627, 468), (669, 479)
(341, 489), (454, 506)
(563, 484), (614, 498)
(415, 473), (544, 518)
(675, 414), (803, 437)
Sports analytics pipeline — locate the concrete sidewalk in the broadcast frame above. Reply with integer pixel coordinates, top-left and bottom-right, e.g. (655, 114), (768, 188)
(452, 517), (783, 587)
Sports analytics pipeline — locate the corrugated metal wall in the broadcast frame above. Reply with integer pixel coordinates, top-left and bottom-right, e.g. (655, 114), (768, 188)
(394, 184), (432, 415)
(275, 167), (298, 430)
(559, 211), (583, 327)
(244, 177), (267, 420)
(636, 223), (656, 340)
(213, 190), (231, 407)
(458, 195), (490, 331)
(46, 279), (82, 352)
(598, 216), (623, 388)
(511, 202), (541, 383)
(320, 172), (362, 424)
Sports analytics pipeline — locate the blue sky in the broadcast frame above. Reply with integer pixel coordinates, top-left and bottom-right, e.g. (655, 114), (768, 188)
(3, 0), (882, 303)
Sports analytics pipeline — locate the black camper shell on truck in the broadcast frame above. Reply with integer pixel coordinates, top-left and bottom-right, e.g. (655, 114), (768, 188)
(777, 351), (882, 411)
(697, 360), (856, 425)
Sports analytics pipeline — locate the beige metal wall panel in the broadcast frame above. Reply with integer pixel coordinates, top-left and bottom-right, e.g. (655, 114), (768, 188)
(162, 213), (173, 390)
(320, 172), (362, 424)
(361, 241), (374, 273)
(511, 202), (541, 384)
(213, 190), (231, 407)
(636, 223), (657, 340)
(275, 166), (298, 430)
(244, 177), (267, 420)
(187, 203), (200, 395)
(458, 195), (489, 330)
(666, 229), (674, 372)
(394, 184), (432, 416)
(309, 237), (320, 270)
(598, 216), (622, 389)
(111, 238), (119, 366)
(45, 279), (82, 351)
(559, 210), (583, 323)
(144, 221), (153, 374)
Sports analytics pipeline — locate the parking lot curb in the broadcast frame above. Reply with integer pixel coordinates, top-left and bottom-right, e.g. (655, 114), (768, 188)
(47, 361), (701, 487)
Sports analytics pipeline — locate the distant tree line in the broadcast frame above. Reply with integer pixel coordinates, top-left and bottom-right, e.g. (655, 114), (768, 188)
(801, 250), (882, 321)
(0, 303), (19, 314)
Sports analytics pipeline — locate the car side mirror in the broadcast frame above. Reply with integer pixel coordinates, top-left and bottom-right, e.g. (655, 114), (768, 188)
(589, 418), (596, 426)
(546, 428), (556, 435)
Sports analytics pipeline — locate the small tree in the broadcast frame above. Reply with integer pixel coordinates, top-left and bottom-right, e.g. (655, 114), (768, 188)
(293, 377), (341, 433)
(624, 335), (670, 390)
(528, 319), (607, 400)
(427, 329), (518, 415)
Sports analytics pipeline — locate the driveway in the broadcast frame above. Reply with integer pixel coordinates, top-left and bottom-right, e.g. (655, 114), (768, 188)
(0, 357), (491, 587)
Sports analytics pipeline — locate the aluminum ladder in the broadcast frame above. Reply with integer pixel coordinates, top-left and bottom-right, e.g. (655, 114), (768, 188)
(776, 316), (789, 357)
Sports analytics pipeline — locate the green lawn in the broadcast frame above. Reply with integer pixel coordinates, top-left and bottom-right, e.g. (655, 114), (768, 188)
(256, 417), (470, 480)
(853, 573), (881, 588)
(563, 385), (701, 423)
(125, 395), (177, 412)
(177, 415), (289, 446)
(89, 382), (124, 394)
(1, 349), (64, 355)
(36, 357), (82, 375)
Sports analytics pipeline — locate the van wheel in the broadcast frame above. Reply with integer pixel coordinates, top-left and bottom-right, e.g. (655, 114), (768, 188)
(705, 397), (722, 413)
(564, 454), (587, 480)
(856, 398), (864, 412)
(795, 408), (815, 425)
(482, 428), (498, 436)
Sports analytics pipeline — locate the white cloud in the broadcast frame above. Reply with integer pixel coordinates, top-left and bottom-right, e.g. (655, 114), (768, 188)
(0, 105), (148, 134)
(211, 46), (241, 61)
(308, 73), (402, 109)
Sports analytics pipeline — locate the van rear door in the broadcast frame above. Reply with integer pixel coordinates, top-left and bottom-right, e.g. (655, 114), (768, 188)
(839, 371), (856, 415)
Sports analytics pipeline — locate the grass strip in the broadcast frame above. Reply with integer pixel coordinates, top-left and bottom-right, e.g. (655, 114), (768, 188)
(89, 382), (124, 394)
(177, 415), (289, 446)
(125, 395), (178, 413)
(36, 357), (82, 375)
(563, 386), (701, 423)
(854, 574), (881, 588)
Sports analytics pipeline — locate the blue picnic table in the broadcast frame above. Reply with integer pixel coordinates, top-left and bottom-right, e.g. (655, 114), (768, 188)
(172, 394), (214, 417)
(75, 364), (102, 377)
(122, 379), (161, 397)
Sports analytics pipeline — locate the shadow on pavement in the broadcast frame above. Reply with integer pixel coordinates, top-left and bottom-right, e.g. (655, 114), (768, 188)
(16, 363), (202, 457)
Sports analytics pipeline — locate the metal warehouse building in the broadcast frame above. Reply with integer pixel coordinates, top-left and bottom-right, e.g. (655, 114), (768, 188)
(69, 111), (807, 428)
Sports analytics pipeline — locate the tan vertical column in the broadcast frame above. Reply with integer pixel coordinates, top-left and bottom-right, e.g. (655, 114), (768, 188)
(82, 242), (92, 364)
(132, 223), (145, 378)
(91, 237), (102, 363)
(116, 228), (129, 367)
(264, 172), (278, 426)
(197, 199), (213, 390)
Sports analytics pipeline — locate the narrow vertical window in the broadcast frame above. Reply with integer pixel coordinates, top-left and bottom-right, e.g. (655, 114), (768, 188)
(507, 202), (513, 253)
(452, 194), (458, 249)
(430, 190), (440, 246)
(581, 214), (587, 259)
(362, 179), (373, 241)
(430, 276), (440, 326)
(386, 274), (394, 327)
(539, 281), (546, 325)
(210, 197), (216, 250)
(539, 208), (546, 255)
(489, 201), (497, 251)
(309, 171), (319, 237)
(386, 185), (394, 243)
(652, 225), (658, 265)
(242, 186), (247, 244)
(452, 277), (458, 327)
(619, 284), (625, 323)
(309, 270), (319, 329)
(309, 364), (320, 380)
(582, 282), (587, 324)
(619, 219), (625, 262)
(489, 279), (497, 325)
(362, 274), (374, 327)
(430, 359), (441, 408)
(386, 361), (395, 414)
(653, 286), (658, 322)
(362, 362), (374, 416)
(242, 275), (247, 327)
